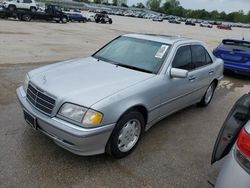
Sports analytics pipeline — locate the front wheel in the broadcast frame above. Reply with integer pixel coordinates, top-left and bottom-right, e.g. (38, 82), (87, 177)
(198, 82), (216, 107)
(106, 111), (144, 158)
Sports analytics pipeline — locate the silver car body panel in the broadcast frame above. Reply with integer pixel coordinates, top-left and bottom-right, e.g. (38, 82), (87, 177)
(17, 34), (224, 155)
(215, 121), (250, 188)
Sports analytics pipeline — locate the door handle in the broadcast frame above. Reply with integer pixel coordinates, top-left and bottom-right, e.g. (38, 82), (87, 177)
(209, 70), (214, 75)
(189, 76), (196, 81)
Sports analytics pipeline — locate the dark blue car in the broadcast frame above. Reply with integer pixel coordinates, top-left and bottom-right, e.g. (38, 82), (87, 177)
(213, 39), (250, 76)
(67, 12), (87, 22)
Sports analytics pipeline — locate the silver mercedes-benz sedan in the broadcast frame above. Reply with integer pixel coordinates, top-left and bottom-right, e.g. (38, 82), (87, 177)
(16, 34), (223, 158)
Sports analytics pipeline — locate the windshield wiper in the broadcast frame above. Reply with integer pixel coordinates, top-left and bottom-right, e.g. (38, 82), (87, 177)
(115, 63), (153, 74)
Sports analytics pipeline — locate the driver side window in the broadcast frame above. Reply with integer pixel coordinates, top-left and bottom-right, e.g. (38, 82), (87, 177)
(172, 45), (192, 70)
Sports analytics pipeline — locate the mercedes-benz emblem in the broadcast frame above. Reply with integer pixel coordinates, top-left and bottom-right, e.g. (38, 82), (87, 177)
(42, 75), (47, 84)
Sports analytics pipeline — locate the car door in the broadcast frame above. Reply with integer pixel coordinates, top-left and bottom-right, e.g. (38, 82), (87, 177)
(188, 45), (214, 101)
(211, 93), (250, 164)
(22, 0), (30, 9)
(158, 45), (197, 117)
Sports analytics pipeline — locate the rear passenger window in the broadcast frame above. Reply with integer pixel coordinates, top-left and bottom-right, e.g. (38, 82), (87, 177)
(191, 45), (212, 69)
(205, 51), (213, 64)
(191, 45), (206, 69)
(172, 46), (192, 70)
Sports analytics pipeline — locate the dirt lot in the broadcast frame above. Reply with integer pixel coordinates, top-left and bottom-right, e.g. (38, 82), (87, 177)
(0, 14), (250, 188)
(0, 13), (250, 65)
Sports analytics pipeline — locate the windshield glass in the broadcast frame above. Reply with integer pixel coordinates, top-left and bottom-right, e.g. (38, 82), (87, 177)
(93, 36), (171, 74)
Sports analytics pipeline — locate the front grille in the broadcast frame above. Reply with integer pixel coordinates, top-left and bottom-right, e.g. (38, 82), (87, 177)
(27, 84), (56, 115)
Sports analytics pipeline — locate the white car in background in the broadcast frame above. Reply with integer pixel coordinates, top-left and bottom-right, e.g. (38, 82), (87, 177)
(87, 15), (95, 22)
(4, 0), (37, 12)
(200, 21), (213, 28)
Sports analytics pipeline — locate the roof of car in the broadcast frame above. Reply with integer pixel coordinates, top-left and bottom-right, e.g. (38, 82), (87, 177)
(123, 33), (199, 45)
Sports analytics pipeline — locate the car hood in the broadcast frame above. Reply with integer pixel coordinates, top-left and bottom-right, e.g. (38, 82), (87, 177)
(28, 57), (154, 107)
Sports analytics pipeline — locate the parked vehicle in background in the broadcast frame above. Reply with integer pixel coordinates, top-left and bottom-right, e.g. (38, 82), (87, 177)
(16, 34), (223, 158)
(87, 15), (95, 22)
(95, 13), (112, 24)
(213, 39), (250, 76)
(217, 24), (232, 30)
(0, 4), (68, 23)
(212, 93), (250, 188)
(152, 16), (163, 22)
(168, 19), (181, 24)
(66, 12), (87, 23)
(185, 19), (196, 26)
(4, 0), (37, 12)
(200, 21), (212, 28)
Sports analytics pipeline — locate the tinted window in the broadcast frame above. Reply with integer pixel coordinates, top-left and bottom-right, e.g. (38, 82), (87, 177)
(191, 45), (206, 69)
(205, 51), (213, 64)
(172, 46), (192, 70)
(23, 0), (32, 3)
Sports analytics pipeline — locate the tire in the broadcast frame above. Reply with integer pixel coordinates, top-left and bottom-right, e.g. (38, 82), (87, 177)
(22, 14), (31, 22)
(61, 17), (67, 24)
(109, 19), (112, 24)
(198, 82), (216, 107)
(30, 7), (36, 13)
(8, 5), (16, 12)
(106, 110), (145, 158)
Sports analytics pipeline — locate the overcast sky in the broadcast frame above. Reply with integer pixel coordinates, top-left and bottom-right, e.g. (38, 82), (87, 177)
(127, 0), (250, 14)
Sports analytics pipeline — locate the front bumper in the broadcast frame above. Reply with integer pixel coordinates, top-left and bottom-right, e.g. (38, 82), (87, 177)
(16, 86), (115, 156)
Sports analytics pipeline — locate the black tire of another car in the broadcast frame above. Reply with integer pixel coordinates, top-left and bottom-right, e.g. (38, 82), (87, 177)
(30, 7), (36, 13)
(8, 5), (16, 11)
(61, 16), (67, 24)
(109, 19), (112, 24)
(106, 110), (144, 158)
(22, 14), (31, 22)
(199, 82), (216, 107)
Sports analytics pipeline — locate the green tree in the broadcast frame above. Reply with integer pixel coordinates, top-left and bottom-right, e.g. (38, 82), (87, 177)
(94, 0), (102, 3)
(146, 0), (161, 12)
(112, 0), (117, 6)
(134, 2), (145, 8)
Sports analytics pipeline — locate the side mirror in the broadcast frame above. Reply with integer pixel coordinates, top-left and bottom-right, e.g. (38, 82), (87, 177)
(17, 0), (20, 3)
(170, 68), (188, 78)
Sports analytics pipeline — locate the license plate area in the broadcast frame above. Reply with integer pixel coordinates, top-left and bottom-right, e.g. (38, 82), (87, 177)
(23, 110), (37, 129)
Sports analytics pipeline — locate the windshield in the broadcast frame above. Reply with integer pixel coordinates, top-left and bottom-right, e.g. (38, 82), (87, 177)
(93, 36), (171, 74)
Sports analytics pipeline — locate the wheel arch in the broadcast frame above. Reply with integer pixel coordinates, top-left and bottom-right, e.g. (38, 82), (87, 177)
(117, 104), (148, 129)
(212, 79), (219, 88)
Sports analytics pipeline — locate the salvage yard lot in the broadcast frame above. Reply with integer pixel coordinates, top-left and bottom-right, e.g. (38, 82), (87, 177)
(0, 14), (250, 187)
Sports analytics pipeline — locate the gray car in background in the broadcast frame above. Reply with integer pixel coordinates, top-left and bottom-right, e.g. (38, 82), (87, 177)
(16, 34), (223, 158)
(212, 93), (250, 188)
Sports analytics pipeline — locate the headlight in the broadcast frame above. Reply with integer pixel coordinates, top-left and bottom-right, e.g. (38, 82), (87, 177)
(58, 103), (103, 128)
(23, 74), (30, 93)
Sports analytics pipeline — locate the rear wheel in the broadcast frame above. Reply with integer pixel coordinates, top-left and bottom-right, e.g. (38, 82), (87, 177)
(109, 19), (112, 24)
(106, 111), (144, 158)
(22, 14), (31, 22)
(198, 82), (216, 107)
(8, 5), (16, 12)
(61, 16), (67, 24)
(30, 7), (36, 13)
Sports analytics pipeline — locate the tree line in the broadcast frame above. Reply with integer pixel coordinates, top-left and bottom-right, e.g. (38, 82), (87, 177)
(145, 0), (250, 23)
